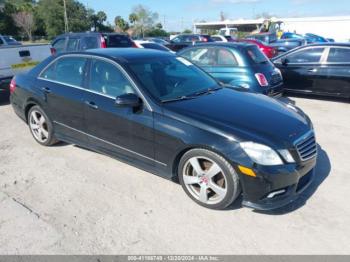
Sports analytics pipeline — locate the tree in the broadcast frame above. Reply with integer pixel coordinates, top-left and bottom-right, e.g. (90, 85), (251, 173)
(12, 11), (35, 40)
(0, 1), (20, 36)
(131, 5), (158, 38)
(114, 16), (129, 32)
(183, 29), (192, 34)
(129, 13), (138, 25)
(96, 11), (107, 25)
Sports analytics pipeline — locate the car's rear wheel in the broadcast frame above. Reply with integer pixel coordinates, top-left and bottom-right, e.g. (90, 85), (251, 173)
(178, 149), (240, 210)
(28, 106), (58, 146)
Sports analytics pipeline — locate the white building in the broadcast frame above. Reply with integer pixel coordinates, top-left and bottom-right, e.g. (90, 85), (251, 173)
(194, 16), (350, 42)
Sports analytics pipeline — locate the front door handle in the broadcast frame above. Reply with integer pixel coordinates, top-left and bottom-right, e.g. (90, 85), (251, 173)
(85, 101), (98, 110)
(41, 87), (51, 93)
(307, 68), (318, 73)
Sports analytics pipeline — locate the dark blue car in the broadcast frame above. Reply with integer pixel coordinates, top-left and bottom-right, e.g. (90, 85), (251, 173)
(10, 48), (317, 210)
(178, 43), (284, 97)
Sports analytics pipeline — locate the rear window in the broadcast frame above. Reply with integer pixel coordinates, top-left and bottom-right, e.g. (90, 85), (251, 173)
(141, 43), (170, 52)
(3, 36), (17, 43)
(104, 34), (132, 48)
(246, 46), (268, 64)
(327, 48), (350, 63)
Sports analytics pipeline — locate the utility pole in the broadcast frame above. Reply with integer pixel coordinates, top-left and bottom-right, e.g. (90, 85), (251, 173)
(63, 0), (69, 33)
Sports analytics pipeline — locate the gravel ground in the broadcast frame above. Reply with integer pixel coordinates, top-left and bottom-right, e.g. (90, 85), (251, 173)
(0, 97), (349, 254)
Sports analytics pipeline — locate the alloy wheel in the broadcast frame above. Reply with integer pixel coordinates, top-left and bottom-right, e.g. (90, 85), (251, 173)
(182, 156), (227, 205)
(29, 110), (49, 143)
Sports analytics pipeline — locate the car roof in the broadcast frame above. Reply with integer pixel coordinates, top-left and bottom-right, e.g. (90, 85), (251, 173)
(305, 43), (350, 47)
(76, 48), (174, 62)
(55, 32), (128, 38)
(186, 42), (256, 49)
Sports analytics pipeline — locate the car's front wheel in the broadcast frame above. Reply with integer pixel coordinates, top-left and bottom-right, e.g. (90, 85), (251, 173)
(28, 105), (58, 146)
(178, 149), (241, 210)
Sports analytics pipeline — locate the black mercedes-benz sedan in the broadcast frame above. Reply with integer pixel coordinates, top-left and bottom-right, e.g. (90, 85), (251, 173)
(10, 48), (317, 210)
(272, 43), (350, 99)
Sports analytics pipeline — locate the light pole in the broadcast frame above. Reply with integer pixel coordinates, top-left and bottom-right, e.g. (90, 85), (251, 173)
(63, 0), (69, 32)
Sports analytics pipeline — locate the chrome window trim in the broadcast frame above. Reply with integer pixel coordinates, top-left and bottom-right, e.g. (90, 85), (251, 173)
(278, 46), (327, 65)
(37, 54), (153, 111)
(54, 120), (167, 167)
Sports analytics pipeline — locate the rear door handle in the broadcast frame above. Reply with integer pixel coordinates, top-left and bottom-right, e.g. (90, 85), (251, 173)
(41, 87), (51, 93)
(85, 101), (98, 110)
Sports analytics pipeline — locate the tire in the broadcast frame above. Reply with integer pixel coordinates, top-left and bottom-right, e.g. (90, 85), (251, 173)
(178, 148), (241, 210)
(27, 105), (58, 146)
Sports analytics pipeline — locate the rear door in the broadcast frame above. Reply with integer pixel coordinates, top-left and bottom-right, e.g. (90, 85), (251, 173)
(275, 47), (326, 93)
(84, 57), (155, 166)
(37, 55), (89, 142)
(320, 47), (350, 98)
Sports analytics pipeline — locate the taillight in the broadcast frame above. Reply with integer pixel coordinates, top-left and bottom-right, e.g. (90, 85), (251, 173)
(131, 41), (138, 48)
(100, 35), (107, 48)
(255, 73), (269, 87)
(9, 78), (16, 94)
(201, 37), (208, 42)
(50, 47), (56, 56)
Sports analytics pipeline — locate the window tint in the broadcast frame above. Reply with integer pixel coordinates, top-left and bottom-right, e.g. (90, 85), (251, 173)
(181, 48), (216, 66)
(128, 56), (217, 102)
(287, 48), (324, 63)
(53, 39), (66, 54)
(211, 36), (223, 42)
(104, 35), (132, 48)
(327, 48), (350, 63)
(81, 36), (98, 50)
(40, 57), (87, 87)
(172, 36), (183, 43)
(3, 36), (17, 43)
(217, 48), (238, 66)
(89, 59), (134, 97)
(0, 38), (4, 45)
(246, 45), (268, 64)
(66, 38), (79, 51)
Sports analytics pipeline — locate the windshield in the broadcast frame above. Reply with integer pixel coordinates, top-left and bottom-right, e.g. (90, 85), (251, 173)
(128, 56), (218, 102)
(246, 45), (268, 64)
(104, 34), (132, 47)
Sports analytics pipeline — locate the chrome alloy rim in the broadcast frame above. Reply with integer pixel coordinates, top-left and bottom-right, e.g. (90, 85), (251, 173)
(29, 110), (49, 143)
(183, 156), (227, 205)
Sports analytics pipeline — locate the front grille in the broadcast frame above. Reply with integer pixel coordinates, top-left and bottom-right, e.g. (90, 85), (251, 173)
(270, 73), (282, 85)
(295, 132), (317, 161)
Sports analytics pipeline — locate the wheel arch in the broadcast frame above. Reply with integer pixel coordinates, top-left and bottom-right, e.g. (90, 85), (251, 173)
(24, 98), (43, 122)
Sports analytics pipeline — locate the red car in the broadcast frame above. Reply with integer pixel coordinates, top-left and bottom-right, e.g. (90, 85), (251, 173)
(238, 39), (277, 59)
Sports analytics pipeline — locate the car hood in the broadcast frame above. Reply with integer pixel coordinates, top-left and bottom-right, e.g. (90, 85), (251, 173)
(163, 88), (312, 148)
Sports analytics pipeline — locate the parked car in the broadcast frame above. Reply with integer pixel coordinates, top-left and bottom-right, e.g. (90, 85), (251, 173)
(238, 38), (277, 58)
(247, 33), (306, 54)
(211, 35), (235, 42)
(144, 37), (170, 46)
(166, 34), (214, 52)
(0, 35), (21, 46)
(272, 43), (350, 99)
(178, 43), (283, 96)
(133, 40), (173, 53)
(10, 48), (316, 210)
(281, 32), (330, 44)
(50, 32), (136, 55)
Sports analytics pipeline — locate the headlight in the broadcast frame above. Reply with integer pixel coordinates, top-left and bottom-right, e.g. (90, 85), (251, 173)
(240, 142), (283, 166)
(278, 149), (295, 163)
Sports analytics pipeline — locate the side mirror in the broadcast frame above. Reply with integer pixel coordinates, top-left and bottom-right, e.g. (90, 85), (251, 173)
(115, 93), (141, 108)
(281, 58), (289, 66)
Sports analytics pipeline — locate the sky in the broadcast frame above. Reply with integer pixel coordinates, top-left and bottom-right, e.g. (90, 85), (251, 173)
(83, 0), (350, 31)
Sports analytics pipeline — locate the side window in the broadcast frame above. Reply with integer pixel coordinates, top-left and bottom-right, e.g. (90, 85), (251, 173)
(40, 57), (87, 87)
(172, 36), (182, 43)
(216, 48), (238, 66)
(327, 48), (350, 63)
(81, 37), (98, 50)
(287, 48), (324, 63)
(52, 39), (66, 54)
(66, 38), (79, 52)
(89, 59), (135, 98)
(0, 38), (4, 45)
(211, 36), (222, 42)
(181, 48), (216, 66)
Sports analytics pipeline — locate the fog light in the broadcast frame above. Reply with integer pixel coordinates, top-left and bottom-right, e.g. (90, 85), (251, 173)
(238, 165), (256, 177)
(267, 189), (286, 199)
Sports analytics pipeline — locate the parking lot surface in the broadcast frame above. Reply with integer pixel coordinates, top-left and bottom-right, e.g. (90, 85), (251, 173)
(0, 97), (349, 254)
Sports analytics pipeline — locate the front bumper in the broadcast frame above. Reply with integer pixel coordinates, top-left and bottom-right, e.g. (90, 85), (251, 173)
(238, 157), (317, 211)
(265, 83), (284, 97)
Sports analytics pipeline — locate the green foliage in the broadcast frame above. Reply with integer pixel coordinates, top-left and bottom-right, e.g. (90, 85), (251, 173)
(131, 5), (158, 37)
(114, 16), (129, 32)
(182, 29), (192, 34)
(0, 1), (20, 35)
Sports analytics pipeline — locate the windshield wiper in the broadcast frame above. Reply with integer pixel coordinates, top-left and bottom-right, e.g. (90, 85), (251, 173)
(188, 87), (222, 97)
(161, 96), (195, 103)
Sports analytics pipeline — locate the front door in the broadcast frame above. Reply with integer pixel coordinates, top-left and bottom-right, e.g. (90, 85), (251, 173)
(84, 58), (155, 166)
(277, 47), (325, 94)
